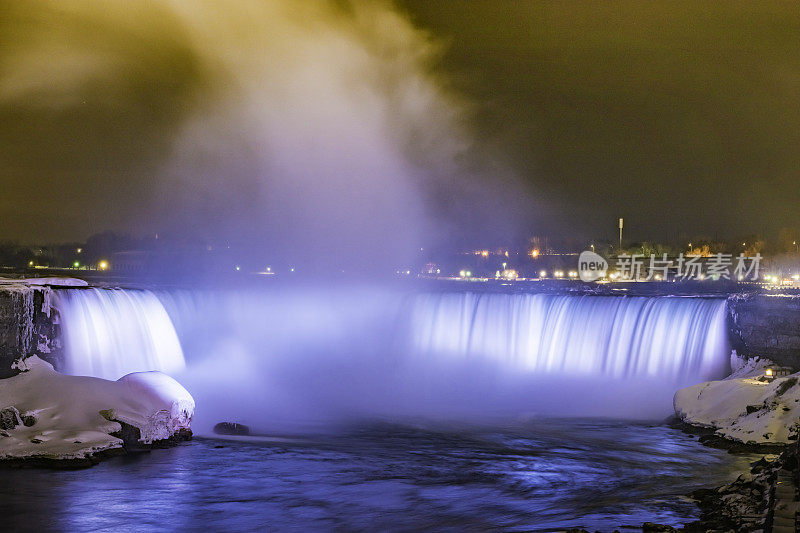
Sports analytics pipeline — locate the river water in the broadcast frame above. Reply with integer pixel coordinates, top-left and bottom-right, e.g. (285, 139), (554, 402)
(0, 419), (755, 532)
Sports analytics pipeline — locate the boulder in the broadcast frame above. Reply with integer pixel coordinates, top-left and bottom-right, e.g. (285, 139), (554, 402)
(213, 422), (250, 436)
(0, 406), (22, 430)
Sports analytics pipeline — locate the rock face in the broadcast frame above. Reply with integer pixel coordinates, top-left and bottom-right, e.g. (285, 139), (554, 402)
(727, 293), (800, 368)
(213, 422), (250, 436)
(0, 285), (61, 377)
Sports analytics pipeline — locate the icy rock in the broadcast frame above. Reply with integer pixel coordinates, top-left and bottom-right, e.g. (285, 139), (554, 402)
(675, 369), (800, 446)
(0, 356), (194, 462)
(213, 422), (250, 436)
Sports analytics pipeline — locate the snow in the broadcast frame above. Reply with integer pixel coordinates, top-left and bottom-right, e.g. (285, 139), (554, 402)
(674, 358), (800, 445)
(0, 277), (88, 287)
(0, 356), (193, 461)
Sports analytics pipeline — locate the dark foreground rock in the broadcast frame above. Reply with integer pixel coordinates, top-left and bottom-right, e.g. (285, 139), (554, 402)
(213, 422), (250, 436)
(678, 442), (800, 532)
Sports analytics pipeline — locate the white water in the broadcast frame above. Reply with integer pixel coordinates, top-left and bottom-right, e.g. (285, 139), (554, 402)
(408, 293), (728, 381)
(53, 287), (730, 427)
(54, 289), (185, 379)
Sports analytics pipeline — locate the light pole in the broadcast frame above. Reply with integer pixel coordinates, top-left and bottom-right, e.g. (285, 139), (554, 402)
(618, 218), (623, 250)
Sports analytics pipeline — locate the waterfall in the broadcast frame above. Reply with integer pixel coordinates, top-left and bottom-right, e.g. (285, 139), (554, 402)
(407, 292), (729, 382)
(54, 288), (185, 380)
(52, 287), (730, 424)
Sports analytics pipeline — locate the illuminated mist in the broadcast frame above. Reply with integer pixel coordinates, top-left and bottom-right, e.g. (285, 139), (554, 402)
(0, 0), (528, 268)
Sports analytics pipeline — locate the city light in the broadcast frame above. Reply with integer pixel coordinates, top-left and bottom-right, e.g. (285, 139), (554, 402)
(73, 261), (80, 268)
(568, 271), (577, 278)
(530, 249), (540, 258)
(98, 260), (109, 270)
(503, 269), (518, 280)
(554, 270), (564, 278)
(539, 270), (547, 278)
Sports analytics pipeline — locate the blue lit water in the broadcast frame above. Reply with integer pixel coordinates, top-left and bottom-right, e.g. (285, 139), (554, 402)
(0, 419), (756, 532)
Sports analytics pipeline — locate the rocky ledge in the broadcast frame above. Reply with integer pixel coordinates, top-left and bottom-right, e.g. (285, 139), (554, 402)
(0, 356), (194, 469)
(674, 356), (800, 448)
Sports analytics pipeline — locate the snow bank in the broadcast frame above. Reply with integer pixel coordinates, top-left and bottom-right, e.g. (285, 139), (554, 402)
(0, 277), (88, 286)
(674, 364), (800, 445)
(0, 356), (193, 462)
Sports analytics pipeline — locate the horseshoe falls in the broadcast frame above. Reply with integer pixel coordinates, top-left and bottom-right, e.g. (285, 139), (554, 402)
(51, 288), (730, 428)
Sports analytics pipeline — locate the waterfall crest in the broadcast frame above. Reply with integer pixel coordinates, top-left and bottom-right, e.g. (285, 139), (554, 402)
(55, 288), (185, 380)
(407, 293), (729, 381)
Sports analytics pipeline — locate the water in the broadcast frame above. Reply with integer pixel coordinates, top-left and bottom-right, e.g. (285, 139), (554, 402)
(0, 420), (755, 532)
(53, 288), (730, 428)
(408, 292), (728, 379)
(54, 288), (185, 378)
(42, 287), (742, 529)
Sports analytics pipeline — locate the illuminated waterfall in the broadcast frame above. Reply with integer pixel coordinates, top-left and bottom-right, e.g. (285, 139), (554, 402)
(407, 292), (729, 381)
(52, 287), (729, 422)
(55, 289), (185, 380)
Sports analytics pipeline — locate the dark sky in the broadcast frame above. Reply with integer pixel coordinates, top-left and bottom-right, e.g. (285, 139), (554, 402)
(2, 1), (800, 246)
(401, 1), (800, 243)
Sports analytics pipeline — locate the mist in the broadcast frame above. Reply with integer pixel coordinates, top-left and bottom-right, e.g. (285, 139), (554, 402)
(0, 0), (530, 269)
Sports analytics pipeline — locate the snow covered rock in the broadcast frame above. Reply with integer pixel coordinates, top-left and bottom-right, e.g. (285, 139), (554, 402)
(11, 278), (88, 287)
(674, 365), (800, 446)
(0, 356), (193, 464)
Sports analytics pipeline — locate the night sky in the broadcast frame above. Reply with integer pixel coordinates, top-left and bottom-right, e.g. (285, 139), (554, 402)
(2, 1), (800, 247)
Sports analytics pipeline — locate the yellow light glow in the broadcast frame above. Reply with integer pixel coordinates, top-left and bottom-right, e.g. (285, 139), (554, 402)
(530, 249), (540, 258)
(766, 368), (774, 377)
(98, 260), (109, 270)
(539, 270), (547, 278)
(480, 250), (489, 258)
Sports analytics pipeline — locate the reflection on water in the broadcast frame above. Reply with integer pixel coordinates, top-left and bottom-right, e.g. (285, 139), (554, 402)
(0, 419), (756, 532)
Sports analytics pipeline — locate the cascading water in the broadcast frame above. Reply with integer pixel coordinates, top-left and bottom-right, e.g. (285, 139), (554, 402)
(54, 288), (185, 380)
(53, 287), (730, 428)
(408, 292), (728, 381)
